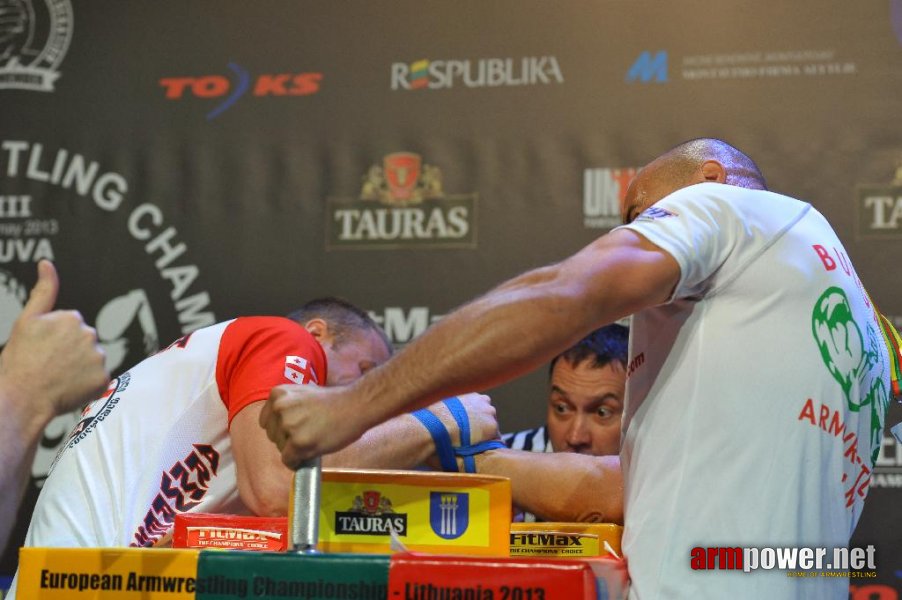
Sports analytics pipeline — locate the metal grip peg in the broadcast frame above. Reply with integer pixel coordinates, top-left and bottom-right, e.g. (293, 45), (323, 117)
(290, 456), (321, 553)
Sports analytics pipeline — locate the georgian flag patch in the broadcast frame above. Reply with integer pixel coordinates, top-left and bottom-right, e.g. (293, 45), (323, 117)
(284, 355), (319, 385)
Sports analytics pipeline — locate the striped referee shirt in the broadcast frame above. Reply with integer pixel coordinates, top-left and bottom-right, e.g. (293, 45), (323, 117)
(502, 425), (554, 454)
(501, 425), (553, 522)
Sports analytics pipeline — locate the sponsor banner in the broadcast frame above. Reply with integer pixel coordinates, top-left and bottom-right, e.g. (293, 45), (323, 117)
(857, 169), (902, 239)
(317, 469), (510, 556)
(391, 56), (564, 91)
(510, 522), (623, 559)
(583, 168), (637, 229)
(367, 306), (444, 346)
(0, 0), (73, 92)
(16, 548), (198, 599)
(1, 2), (900, 597)
(172, 513), (288, 552)
(195, 551), (389, 600)
(388, 552), (601, 600)
(159, 65), (323, 120)
(0, 139), (217, 490)
(627, 49), (858, 84)
(326, 152), (477, 250)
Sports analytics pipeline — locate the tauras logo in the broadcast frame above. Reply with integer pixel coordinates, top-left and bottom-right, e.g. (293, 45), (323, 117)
(334, 490), (408, 536)
(326, 152), (477, 250)
(391, 56), (563, 91)
(0, 0), (73, 91)
(857, 165), (902, 239)
(334, 513), (408, 536)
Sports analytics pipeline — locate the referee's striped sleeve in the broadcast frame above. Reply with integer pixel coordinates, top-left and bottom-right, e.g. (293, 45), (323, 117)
(502, 425), (548, 453)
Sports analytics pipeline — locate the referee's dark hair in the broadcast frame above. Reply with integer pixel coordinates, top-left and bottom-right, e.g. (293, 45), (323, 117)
(287, 297), (392, 353)
(549, 323), (629, 375)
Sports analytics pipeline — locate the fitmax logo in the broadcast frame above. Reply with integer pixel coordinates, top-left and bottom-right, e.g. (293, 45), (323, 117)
(626, 51), (668, 83)
(159, 63), (322, 120)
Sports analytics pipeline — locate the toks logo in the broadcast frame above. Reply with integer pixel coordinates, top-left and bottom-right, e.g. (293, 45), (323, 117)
(327, 152), (477, 249)
(0, 0), (73, 92)
(857, 164), (902, 239)
(159, 63), (323, 120)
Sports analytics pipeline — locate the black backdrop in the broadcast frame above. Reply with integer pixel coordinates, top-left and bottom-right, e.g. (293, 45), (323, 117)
(1, 2), (901, 596)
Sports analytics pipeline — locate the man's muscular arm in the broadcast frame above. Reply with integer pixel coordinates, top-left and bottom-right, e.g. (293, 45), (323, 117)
(262, 229), (679, 467)
(477, 451), (623, 523)
(232, 393), (499, 515)
(323, 393), (498, 469)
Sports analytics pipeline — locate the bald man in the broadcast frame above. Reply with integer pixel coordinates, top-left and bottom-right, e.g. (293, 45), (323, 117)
(261, 139), (900, 599)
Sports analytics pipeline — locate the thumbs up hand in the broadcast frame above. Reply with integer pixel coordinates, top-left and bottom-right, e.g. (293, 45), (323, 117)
(0, 260), (109, 429)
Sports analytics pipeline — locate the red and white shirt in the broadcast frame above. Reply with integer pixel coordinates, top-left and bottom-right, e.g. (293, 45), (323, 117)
(21, 316), (326, 549)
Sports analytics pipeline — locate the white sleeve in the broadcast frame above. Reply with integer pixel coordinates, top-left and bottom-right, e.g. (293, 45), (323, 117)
(616, 183), (809, 301)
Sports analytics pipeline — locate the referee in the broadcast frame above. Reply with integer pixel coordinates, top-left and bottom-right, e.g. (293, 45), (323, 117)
(503, 324), (627, 520)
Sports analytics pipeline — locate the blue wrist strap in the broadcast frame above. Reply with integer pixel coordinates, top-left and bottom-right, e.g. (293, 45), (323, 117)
(411, 405), (458, 472)
(411, 397), (506, 473)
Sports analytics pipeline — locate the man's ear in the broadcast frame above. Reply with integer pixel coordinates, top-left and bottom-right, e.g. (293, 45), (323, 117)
(303, 318), (331, 342)
(699, 160), (726, 183)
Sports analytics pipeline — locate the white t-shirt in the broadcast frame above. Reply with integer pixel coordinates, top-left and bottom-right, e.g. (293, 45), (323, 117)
(16, 317), (324, 547)
(618, 183), (890, 599)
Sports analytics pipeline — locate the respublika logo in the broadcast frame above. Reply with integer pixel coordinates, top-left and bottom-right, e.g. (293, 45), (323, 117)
(583, 167), (638, 228)
(857, 165), (902, 239)
(391, 56), (563, 91)
(326, 152), (477, 250)
(159, 64), (322, 120)
(0, 0), (73, 91)
(429, 492), (468, 540)
(626, 51), (668, 83)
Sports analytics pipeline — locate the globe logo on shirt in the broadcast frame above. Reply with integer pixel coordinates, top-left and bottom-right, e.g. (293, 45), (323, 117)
(811, 286), (889, 464)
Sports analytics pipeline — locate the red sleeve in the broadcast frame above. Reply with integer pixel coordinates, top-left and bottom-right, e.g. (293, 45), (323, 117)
(215, 316), (328, 427)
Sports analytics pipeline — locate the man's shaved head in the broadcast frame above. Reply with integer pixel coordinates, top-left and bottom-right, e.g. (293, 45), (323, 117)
(621, 138), (766, 224)
(656, 138), (767, 191)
